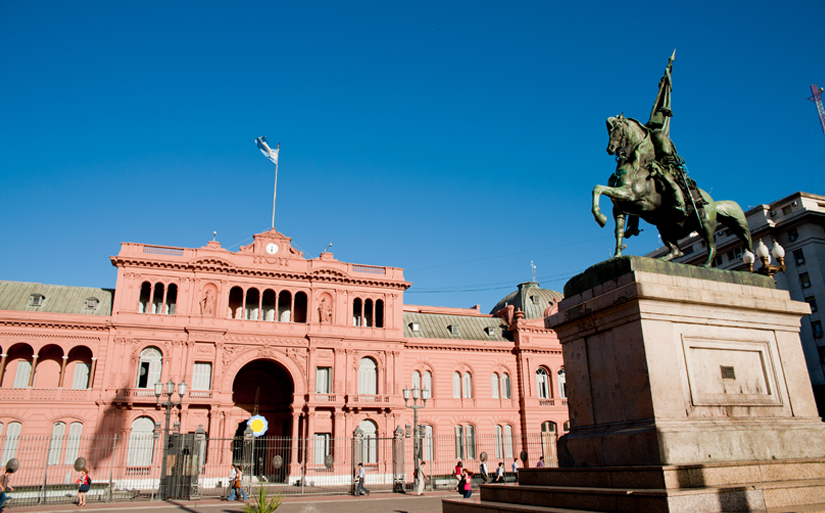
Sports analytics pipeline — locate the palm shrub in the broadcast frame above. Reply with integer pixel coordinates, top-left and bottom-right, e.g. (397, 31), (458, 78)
(243, 486), (283, 513)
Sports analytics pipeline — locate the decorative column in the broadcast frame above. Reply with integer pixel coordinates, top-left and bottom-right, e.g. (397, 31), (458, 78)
(88, 357), (98, 390)
(58, 355), (68, 388)
(0, 353), (8, 387)
(27, 354), (39, 387)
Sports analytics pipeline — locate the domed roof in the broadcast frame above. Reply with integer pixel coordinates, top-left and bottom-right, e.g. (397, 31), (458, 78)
(490, 282), (564, 320)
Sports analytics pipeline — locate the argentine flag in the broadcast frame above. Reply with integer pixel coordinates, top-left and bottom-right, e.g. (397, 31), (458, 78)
(256, 136), (279, 165)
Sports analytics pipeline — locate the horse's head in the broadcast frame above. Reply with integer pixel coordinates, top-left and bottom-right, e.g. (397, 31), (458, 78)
(605, 114), (627, 156)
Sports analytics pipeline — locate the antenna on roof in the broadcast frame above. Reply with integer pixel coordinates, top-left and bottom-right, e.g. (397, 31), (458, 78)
(531, 260), (536, 283)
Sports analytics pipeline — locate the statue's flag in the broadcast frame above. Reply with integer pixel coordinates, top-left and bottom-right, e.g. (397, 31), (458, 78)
(256, 136), (279, 165)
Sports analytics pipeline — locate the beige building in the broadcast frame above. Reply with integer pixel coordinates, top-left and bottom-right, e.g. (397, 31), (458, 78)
(647, 191), (825, 413)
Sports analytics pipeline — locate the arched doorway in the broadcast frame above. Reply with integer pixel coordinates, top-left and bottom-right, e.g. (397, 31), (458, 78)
(231, 359), (295, 482)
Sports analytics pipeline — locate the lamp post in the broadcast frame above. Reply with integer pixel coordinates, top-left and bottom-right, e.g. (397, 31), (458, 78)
(154, 379), (187, 500)
(403, 385), (429, 490)
(743, 239), (786, 278)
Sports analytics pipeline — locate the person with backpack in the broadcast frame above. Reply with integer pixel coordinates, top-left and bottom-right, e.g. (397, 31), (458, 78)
(227, 465), (247, 501)
(76, 467), (90, 506)
(0, 466), (14, 513)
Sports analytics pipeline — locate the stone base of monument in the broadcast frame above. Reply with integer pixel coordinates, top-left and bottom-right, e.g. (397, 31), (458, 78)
(443, 257), (825, 513)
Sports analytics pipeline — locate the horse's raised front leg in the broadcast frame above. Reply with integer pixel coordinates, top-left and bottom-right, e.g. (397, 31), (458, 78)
(592, 184), (637, 228)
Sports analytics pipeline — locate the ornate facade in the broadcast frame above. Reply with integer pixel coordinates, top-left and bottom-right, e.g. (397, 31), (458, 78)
(0, 229), (568, 480)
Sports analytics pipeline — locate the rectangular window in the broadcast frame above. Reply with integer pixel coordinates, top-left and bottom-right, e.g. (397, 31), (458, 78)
(491, 374), (499, 399)
(1, 423), (21, 466)
(494, 426), (503, 459)
(789, 228), (799, 242)
(315, 367), (331, 394)
(452, 373), (461, 398)
(502, 374), (511, 399)
(504, 425), (514, 459)
(813, 320), (824, 339)
(808, 297), (818, 313)
(782, 205), (793, 216)
(192, 363), (212, 391)
(794, 249), (805, 265)
(800, 273), (812, 289)
(313, 433), (331, 465)
(72, 362), (91, 389)
(462, 373), (472, 398)
(466, 425), (476, 459)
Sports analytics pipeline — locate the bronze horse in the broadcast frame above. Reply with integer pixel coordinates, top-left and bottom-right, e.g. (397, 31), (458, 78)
(591, 115), (752, 266)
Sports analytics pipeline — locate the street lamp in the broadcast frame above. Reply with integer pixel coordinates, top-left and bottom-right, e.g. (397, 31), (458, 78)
(154, 379), (187, 500)
(403, 385), (429, 491)
(743, 239), (786, 278)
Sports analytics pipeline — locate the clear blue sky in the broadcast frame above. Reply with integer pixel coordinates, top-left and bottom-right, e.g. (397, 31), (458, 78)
(1, 1), (823, 312)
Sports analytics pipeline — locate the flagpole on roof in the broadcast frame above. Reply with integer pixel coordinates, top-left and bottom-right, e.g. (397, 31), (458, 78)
(255, 136), (280, 230)
(271, 143), (279, 229)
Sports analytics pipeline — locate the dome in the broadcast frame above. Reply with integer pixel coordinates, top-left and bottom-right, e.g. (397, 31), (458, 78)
(490, 282), (564, 320)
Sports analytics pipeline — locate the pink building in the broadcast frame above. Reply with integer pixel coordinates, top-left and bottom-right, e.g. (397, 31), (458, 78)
(0, 229), (567, 492)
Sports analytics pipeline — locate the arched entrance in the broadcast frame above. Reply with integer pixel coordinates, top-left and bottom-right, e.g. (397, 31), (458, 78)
(231, 359), (294, 482)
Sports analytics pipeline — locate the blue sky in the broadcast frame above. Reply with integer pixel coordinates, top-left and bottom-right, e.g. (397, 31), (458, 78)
(1, 1), (823, 312)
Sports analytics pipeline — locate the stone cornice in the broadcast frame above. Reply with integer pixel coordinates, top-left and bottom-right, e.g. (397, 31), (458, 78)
(0, 331), (104, 341)
(111, 256), (410, 290)
(0, 320), (110, 332)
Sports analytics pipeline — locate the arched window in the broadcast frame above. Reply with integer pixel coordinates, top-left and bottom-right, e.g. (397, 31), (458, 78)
(494, 425), (504, 459)
(165, 284), (177, 315)
(262, 289), (277, 321)
(412, 370), (421, 392)
(245, 288), (260, 320)
(228, 287), (243, 319)
(491, 373), (500, 399)
(353, 298), (363, 327)
(364, 299), (374, 327)
(138, 282), (151, 313)
(357, 420), (378, 463)
(1, 422), (21, 465)
(375, 299), (384, 328)
(136, 348), (162, 389)
(127, 417), (156, 467)
(294, 292), (308, 323)
(503, 425), (514, 458)
(455, 424), (475, 459)
(502, 373), (511, 399)
(423, 371), (432, 396)
(462, 372), (472, 398)
(278, 291), (292, 322)
(152, 283), (165, 314)
(563, 421), (570, 433)
(422, 425), (434, 461)
(558, 368), (567, 399)
(48, 422), (66, 465)
(452, 372), (461, 398)
(358, 358), (377, 395)
(65, 422), (83, 464)
(536, 367), (550, 399)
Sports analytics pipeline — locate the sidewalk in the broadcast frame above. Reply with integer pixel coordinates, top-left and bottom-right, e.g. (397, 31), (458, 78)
(6, 490), (463, 513)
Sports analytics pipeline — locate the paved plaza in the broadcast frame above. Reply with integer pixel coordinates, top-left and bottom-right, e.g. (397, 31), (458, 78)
(7, 491), (462, 513)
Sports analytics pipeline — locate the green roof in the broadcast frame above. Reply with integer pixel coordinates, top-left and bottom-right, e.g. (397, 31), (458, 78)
(490, 282), (564, 319)
(0, 281), (114, 316)
(403, 312), (511, 341)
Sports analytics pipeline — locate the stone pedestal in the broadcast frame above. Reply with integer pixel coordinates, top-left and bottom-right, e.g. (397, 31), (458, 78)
(443, 257), (825, 513)
(549, 257), (824, 468)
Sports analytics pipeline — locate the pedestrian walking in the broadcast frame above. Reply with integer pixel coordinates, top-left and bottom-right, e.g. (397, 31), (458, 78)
(0, 467), (14, 513)
(354, 463), (370, 496)
(227, 465), (247, 501)
(453, 460), (463, 491)
(512, 458), (520, 482)
(536, 456), (546, 467)
(462, 469), (474, 498)
(76, 467), (90, 506)
(494, 462), (505, 482)
(414, 461), (428, 495)
(480, 460), (489, 483)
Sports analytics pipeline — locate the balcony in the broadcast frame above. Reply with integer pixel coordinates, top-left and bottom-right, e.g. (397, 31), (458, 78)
(0, 388), (91, 402)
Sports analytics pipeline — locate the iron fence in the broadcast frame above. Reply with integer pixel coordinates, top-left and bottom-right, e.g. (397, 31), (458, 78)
(0, 432), (550, 507)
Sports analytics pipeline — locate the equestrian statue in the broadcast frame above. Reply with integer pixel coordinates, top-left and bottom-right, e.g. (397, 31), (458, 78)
(591, 51), (752, 267)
